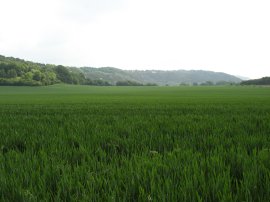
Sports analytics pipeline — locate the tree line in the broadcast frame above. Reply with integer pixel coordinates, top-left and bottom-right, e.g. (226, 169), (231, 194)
(0, 55), (157, 86)
(241, 77), (270, 85)
(0, 55), (83, 86)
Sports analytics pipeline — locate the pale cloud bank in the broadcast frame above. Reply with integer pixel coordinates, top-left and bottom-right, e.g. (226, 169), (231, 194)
(0, 0), (270, 78)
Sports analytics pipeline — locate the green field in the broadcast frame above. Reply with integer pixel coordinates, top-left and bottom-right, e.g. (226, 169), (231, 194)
(0, 85), (270, 201)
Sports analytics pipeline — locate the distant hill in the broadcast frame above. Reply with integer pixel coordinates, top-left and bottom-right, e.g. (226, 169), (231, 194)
(0, 55), (242, 86)
(0, 55), (87, 86)
(80, 67), (241, 85)
(241, 77), (270, 85)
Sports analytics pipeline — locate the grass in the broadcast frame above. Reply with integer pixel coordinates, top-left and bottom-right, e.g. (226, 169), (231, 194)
(0, 85), (270, 201)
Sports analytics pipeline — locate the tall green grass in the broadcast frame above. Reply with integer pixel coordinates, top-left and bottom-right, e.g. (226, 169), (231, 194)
(0, 85), (270, 201)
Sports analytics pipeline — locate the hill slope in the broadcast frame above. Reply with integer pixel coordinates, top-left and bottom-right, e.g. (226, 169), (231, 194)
(0, 55), (86, 86)
(241, 77), (270, 85)
(1, 55), (241, 86)
(81, 67), (241, 85)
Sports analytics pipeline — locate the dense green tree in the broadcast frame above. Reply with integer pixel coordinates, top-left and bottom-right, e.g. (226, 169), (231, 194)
(54, 65), (73, 83)
(42, 71), (57, 85)
(0, 56), (70, 86)
(216, 81), (234, 86)
(6, 69), (17, 78)
(32, 70), (42, 81)
(116, 80), (143, 86)
(241, 77), (270, 85)
(145, 83), (158, 86)
(23, 72), (33, 81)
(0, 69), (6, 77)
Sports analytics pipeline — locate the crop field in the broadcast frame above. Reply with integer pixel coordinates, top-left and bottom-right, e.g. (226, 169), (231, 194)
(0, 85), (270, 201)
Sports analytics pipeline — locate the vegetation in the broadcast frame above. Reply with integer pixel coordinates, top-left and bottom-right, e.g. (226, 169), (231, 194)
(116, 80), (143, 86)
(0, 56), (56, 86)
(0, 56), (156, 86)
(81, 68), (242, 86)
(241, 77), (270, 85)
(0, 55), (86, 86)
(116, 80), (157, 86)
(0, 55), (242, 86)
(0, 85), (270, 201)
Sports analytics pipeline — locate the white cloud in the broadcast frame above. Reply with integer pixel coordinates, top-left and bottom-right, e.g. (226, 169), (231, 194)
(0, 0), (270, 78)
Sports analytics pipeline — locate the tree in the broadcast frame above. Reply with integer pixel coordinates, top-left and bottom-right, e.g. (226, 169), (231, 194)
(200, 81), (214, 86)
(116, 80), (143, 86)
(43, 71), (57, 85)
(241, 77), (270, 85)
(23, 72), (33, 80)
(54, 65), (73, 83)
(0, 69), (6, 77)
(6, 69), (17, 78)
(32, 70), (42, 81)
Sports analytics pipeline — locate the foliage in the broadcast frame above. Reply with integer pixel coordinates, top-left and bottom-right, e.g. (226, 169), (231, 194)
(116, 80), (144, 86)
(201, 81), (214, 86)
(241, 77), (270, 85)
(0, 55), (59, 86)
(80, 68), (242, 86)
(1, 55), (242, 86)
(0, 85), (270, 201)
(84, 78), (112, 86)
(0, 55), (89, 86)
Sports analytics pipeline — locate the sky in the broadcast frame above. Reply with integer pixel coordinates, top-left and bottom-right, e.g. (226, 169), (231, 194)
(0, 0), (270, 79)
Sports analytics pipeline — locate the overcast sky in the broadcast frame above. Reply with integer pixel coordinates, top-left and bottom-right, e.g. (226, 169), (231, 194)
(0, 0), (270, 78)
